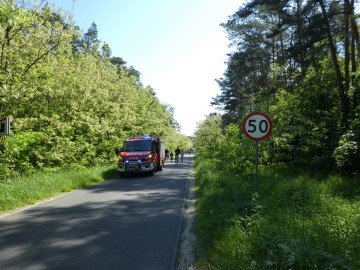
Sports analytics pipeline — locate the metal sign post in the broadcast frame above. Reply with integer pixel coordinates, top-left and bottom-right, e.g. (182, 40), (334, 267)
(255, 140), (259, 191)
(242, 112), (272, 192)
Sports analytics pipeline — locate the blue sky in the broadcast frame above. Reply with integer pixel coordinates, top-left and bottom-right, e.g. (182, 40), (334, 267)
(51, 0), (243, 136)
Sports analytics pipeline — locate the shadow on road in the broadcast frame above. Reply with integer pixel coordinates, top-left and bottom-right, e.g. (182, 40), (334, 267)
(0, 156), (194, 270)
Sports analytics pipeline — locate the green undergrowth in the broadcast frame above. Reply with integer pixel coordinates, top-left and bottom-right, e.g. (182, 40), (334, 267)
(0, 164), (117, 214)
(194, 158), (360, 270)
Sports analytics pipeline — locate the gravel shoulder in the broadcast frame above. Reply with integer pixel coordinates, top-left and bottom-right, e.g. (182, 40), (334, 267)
(176, 170), (197, 270)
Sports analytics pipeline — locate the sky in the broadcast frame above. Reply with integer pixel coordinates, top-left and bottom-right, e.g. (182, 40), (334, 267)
(50, 0), (243, 136)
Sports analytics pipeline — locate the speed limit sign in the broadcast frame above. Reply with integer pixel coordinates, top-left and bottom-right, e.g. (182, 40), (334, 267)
(242, 112), (272, 141)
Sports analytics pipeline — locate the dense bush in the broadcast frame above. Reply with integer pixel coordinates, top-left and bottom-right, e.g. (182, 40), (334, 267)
(194, 120), (360, 269)
(194, 116), (263, 176)
(268, 63), (342, 170)
(334, 106), (360, 174)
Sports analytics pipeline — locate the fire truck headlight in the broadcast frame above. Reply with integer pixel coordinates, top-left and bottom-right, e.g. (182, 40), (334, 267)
(144, 154), (152, 161)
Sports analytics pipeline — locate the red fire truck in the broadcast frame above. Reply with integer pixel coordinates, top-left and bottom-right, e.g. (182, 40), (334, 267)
(115, 136), (166, 176)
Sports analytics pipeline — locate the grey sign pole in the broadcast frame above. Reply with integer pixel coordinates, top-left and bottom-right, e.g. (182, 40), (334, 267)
(255, 140), (259, 192)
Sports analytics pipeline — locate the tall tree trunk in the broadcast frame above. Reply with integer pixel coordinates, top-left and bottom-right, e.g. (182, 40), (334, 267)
(349, 0), (358, 74)
(344, 0), (350, 100)
(317, 0), (350, 130)
(349, 0), (360, 110)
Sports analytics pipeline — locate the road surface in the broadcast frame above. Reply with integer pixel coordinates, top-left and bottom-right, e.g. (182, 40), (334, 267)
(0, 156), (193, 270)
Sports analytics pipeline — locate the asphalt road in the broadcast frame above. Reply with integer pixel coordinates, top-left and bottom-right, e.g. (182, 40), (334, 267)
(0, 155), (193, 270)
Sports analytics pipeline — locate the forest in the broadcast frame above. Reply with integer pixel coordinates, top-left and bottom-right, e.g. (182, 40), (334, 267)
(0, 1), (191, 180)
(208, 0), (360, 174)
(193, 0), (360, 269)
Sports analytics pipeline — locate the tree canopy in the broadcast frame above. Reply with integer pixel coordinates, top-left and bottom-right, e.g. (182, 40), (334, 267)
(210, 0), (360, 173)
(0, 1), (191, 179)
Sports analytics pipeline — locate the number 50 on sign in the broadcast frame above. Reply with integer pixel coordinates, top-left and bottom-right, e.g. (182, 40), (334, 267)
(242, 112), (272, 141)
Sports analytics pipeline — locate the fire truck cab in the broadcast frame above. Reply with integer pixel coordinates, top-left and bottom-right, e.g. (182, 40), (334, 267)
(115, 136), (165, 176)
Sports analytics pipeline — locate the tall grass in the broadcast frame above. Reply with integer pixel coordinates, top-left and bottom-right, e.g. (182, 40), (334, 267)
(194, 157), (360, 270)
(0, 165), (117, 214)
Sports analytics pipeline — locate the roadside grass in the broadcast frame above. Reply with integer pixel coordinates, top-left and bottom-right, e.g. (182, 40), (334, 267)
(194, 158), (360, 270)
(0, 164), (117, 214)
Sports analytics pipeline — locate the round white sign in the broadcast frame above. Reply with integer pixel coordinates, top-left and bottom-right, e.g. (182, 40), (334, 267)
(242, 112), (272, 141)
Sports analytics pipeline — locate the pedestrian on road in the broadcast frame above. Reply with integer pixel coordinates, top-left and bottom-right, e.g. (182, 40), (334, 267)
(175, 147), (181, 164)
(170, 151), (174, 162)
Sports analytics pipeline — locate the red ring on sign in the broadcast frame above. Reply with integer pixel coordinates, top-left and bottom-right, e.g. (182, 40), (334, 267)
(242, 112), (272, 141)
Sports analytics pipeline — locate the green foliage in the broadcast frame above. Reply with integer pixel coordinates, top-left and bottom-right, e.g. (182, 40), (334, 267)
(194, 115), (270, 175)
(163, 131), (193, 152)
(334, 106), (360, 174)
(194, 117), (360, 269)
(0, 164), (117, 213)
(269, 63), (342, 169)
(214, 1), (360, 174)
(193, 0), (360, 268)
(194, 157), (360, 269)
(334, 131), (359, 173)
(0, 131), (45, 177)
(194, 114), (223, 161)
(218, 124), (254, 175)
(0, 2), (185, 180)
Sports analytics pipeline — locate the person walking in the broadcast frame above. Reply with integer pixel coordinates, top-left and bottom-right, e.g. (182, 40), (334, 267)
(170, 151), (174, 162)
(174, 147), (181, 164)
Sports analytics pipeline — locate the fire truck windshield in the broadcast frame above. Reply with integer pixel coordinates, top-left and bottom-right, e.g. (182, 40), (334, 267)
(123, 140), (152, 151)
